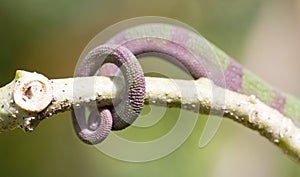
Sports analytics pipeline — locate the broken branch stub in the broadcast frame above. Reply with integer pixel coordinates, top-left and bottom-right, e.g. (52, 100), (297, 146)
(13, 71), (53, 112)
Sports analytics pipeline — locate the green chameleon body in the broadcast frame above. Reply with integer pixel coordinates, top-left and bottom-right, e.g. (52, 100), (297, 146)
(73, 23), (300, 144)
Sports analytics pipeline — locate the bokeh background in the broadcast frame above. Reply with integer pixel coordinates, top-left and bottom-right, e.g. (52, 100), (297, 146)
(1, 0), (300, 177)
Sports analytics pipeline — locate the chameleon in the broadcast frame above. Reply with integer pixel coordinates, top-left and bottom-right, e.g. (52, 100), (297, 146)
(72, 23), (300, 144)
(72, 45), (145, 144)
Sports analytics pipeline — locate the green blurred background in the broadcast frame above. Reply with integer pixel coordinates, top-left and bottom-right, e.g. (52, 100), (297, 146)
(1, 0), (300, 177)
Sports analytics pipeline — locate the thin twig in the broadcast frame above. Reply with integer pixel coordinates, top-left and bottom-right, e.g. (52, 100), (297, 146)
(1, 70), (300, 162)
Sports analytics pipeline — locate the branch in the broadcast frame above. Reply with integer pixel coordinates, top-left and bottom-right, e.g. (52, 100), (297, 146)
(1, 70), (300, 162)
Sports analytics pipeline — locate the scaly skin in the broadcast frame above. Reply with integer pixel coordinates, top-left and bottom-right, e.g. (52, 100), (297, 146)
(106, 23), (300, 125)
(74, 23), (300, 144)
(72, 45), (145, 144)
